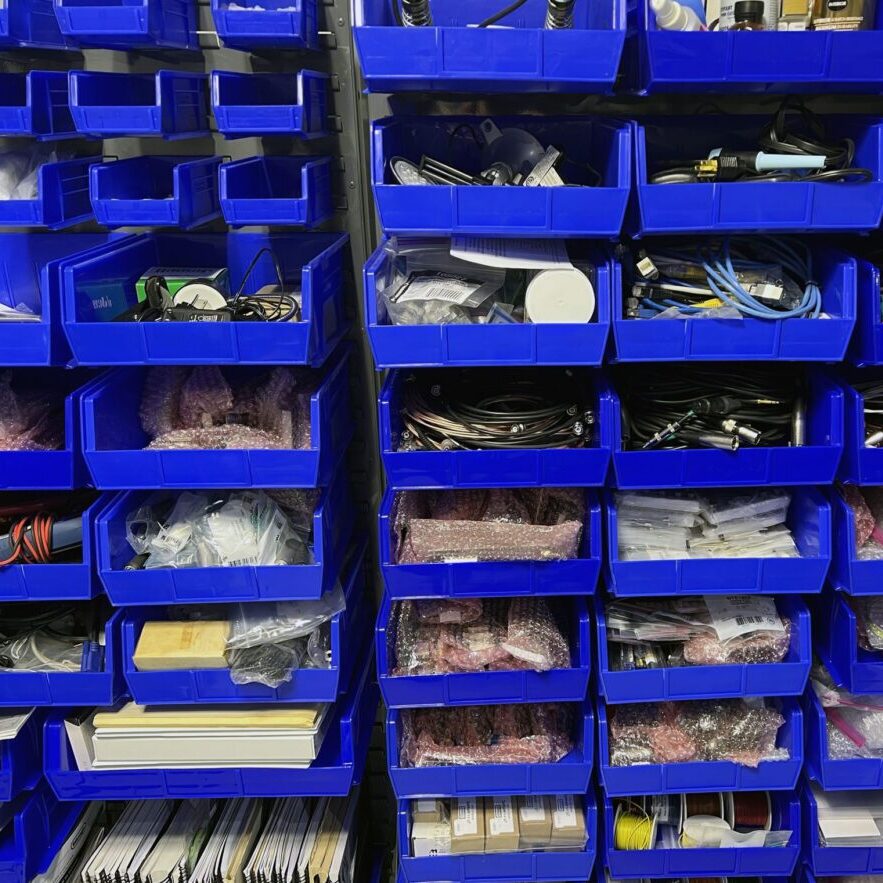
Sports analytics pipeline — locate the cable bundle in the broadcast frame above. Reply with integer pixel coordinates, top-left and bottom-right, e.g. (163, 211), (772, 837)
(856, 379), (883, 446)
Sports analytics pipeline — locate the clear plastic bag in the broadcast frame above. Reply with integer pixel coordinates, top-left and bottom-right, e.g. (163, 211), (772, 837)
(812, 662), (883, 759)
(854, 597), (883, 652)
(227, 639), (306, 688)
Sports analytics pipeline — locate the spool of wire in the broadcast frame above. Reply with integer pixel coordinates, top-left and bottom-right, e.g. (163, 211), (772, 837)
(733, 792), (771, 830)
(683, 793), (725, 823)
(614, 803), (655, 850)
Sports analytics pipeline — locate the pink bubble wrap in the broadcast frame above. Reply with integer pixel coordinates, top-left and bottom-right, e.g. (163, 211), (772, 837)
(0, 372), (63, 452)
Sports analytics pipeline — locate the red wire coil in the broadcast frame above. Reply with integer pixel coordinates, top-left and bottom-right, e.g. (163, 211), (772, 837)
(733, 792), (770, 830)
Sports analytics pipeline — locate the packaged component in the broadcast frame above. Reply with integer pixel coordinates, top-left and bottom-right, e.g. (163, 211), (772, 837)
(550, 795), (587, 848)
(518, 796), (552, 849)
(133, 620), (229, 671)
(412, 821), (452, 857)
(812, 662), (883, 760)
(412, 799), (448, 825)
(484, 797), (519, 852)
(451, 798), (486, 854)
(841, 485), (883, 561)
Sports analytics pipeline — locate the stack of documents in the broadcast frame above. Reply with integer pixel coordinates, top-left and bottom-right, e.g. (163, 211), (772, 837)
(813, 785), (883, 847)
(0, 709), (32, 741)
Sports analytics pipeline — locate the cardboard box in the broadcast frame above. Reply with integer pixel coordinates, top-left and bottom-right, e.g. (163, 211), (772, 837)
(484, 797), (519, 852)
(517, 796), (552, 850)
(411, 821), (452, 858)
(550, 795), (587, 848)
(411, 799), (447, 825)
(450, 797), (485, 854)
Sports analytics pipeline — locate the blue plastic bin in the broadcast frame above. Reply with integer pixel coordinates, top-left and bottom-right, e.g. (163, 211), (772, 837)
(0, 158), (96, 230)
(847, 259), (883, 366)
(0, 370), (95, 490)
(601, 372), (844, 490)
(69, 71), (209, 140)
(0, 233), (120, 366)
(365, 239), (617, 369)
(804, 687), (883, 791)
(354, 0), (624, 94)
(612, 245), (858, 362)
(631, 118), (883, 235)
(80, 354), (351, 489)
(829, 488), (883, 595)
(397, 794), (598, 882)
(598, 697), (803, 796)
(628, 0), (883, 94)
(604, 487), (832, 596)
(387, 700), (594, 798)
(211, 71), (328, 139)
(380, 488), (601, 599)
(0, 609), (122, 707)
(813, 587), (883, 694)
(96, 473), (354, 605)
(44, 655), (378, 800)
(220, 157), (333, 228)
(377, 594), (591, 708)
(122, 544), (371, 704)
(379, 369), (610, 488)
(60, 231), (349, 367)
(210, 0), (318, 50)
(371, 116), (631, 237)
(0, 712), (42, 803)
(52, 0), (197, 47)
(602, 791), (800, 877)
(0, 72), (76, 140)
(838, 370), (883, 484)
(90, 157), (221, 230)
(0, 0), (70, 46)
(596, 595), (811, 703)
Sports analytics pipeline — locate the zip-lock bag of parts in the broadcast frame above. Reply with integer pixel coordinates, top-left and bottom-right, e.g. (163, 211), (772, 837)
(813, 662), (883, 760)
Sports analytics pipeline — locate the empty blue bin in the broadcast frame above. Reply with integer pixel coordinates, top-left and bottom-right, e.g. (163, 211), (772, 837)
(596, 595), (811, 703)
(847, 258), (883, 366)
(839, 370), (883, 483)
(365, 239), (617, 369)
(371, 116), (631, 237)
(0, 712), (42, 803)
(80, 353), (352, 489)
(632, 117), (883, 235)
(0, 0), (70, 46)
(60, 231), (349, 366)
(211, 71), (328, 139)
(90, 156), (221, 229)
(379, 369), (610, 488)
(0, 72), (76, 140)
(121, 543), (372, 704)
(211, 0), (318, 50)
(0, 157), (96, 230)
(397, 794), (598, 882)
(0, 609), (123, 707)
(604, 487), (832, 596)
(829, 488), (883, 595)
(380, 488), (601, 599)
(69, 71), (209, 140)
(601, 372), (844, 490)
(220, 156), (333, 228)
(44, 656), (378, 800)
(377, 594), (591, 708)
(628, 0), (883, 94)
(602, 791), (801, 878)
(96, 472), (354, 605)
(53, 0), (197, 47)
(813, 588), (883, 694)
(354, 0), (624, 94)
(612, 245), (858, 362)
(386, 698), (594, 798)
(598, 697), (803, 796)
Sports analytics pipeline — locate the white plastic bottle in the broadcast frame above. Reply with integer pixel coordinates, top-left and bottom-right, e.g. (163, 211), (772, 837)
(651, 0), (705, 29)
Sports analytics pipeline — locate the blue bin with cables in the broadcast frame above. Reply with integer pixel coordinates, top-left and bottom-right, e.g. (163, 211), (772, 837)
(604, 487), (832, 596)
(829, 487), (883, 595)
(377, 594), (592, 708)
(847, 258), (883, 366)
(211, 0), (318, 50)
(372, 116), (631, 237)
(632, 117), (883, 235)
(80, 353), (351, 489)
(397, 794), (598, 882)
(90, 156), (221, 229)
(220, 156), (333, 228)
(628, 0), (883, 94)
(602, 791), (801, 877)
(211, 71), (328, 139)
(60, 231), (349, 366)
(379, 369), (610, 488)
(52, 0), (197, 48)
(0, 0), (70, 46)
(386, 698), (594, 798)
(0, 712), (41, 803)
(838, 370), (883, 483)
(596, 595), (811, 703)
(380, 488), (601, 599)
(601, 372), (844, 490)
(69, 71), (209, 140)
(813, 587), (883, 694)
(354, 0), (624, 94)
(96, 471), (354, 605)
(44, 658), (378, 799)
(0, 72), (76, 140)
(612, 242), (857, 362)
(364, 239), (617, 368)
(598, 697), (803, 796)
(0, 157), (96, 230)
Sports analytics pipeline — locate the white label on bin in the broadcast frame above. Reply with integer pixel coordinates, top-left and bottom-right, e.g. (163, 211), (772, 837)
(454, 799), (478, 836)
(553, 796), (578, 829)
(490, 799), (515, 836)
(520, 796), (547, 823)
(705, 595), (784, 643)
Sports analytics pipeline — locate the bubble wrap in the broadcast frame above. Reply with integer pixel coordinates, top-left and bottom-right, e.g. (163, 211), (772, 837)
(502, 597), (570, 670)
(608, 700), (788, 768)
(854, 596), (883, 652)
(146, 426), (289, 451)
(415, 598), (484, 625)
(682, 624), (791, 665)
(842, 485), (876, 549)
(0, 372), (64, 452)
(400, 703), (574, 768)
(813, 663), (883, 759)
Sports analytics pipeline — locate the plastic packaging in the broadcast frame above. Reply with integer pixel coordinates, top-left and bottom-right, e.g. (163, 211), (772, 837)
(651, 0), (704, 30)
(840, 485), (883, 560)
(812, 662), (883, 759)
(0, 149), (58, 201)
(0, 372), (64, 452)
(0, 606), (96, 673)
